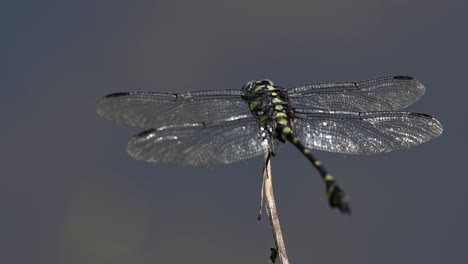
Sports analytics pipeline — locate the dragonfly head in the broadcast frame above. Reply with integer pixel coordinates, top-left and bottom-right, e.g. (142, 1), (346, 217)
(241, 79), (276, 93)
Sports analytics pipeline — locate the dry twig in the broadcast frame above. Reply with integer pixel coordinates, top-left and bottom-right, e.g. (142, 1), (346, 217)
(261, 152), (289, 264)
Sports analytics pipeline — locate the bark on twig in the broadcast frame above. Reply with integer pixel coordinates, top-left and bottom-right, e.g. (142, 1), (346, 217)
(262, 152), (289, 264)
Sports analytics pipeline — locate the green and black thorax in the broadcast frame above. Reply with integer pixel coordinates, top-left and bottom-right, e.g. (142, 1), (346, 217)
(241, 79), (296, 143)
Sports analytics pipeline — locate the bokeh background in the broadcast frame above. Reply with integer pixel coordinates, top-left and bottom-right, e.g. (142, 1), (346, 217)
(2, 0), (467, 263)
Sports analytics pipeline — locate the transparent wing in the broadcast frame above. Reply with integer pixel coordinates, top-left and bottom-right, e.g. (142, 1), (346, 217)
(288, 76), (425, 111)
(96, 90), (252, 128)
(293, 110), (443, 155)
(127, 117), (277, 166)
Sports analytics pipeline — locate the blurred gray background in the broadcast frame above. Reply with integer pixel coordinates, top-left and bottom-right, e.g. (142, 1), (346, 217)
(1, 0), (467, 263)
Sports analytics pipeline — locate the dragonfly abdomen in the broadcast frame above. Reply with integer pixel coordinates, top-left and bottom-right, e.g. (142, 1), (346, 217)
(276, 122), (351, 213)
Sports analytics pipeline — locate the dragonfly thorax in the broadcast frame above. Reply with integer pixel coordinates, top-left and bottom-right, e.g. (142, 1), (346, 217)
(241, 80), (295, 144)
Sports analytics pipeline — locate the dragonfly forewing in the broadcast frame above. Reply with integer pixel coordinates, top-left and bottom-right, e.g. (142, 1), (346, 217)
(96, 90), (252, 128)
(288, 76), (425, 111)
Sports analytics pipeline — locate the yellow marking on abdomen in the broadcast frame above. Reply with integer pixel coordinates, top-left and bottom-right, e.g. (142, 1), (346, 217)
(281, 126), (292, 135)
(272, 98), (282, 104)
(324, 174), (334, 181)
(275, 112), (287, 118)
(314, 160), (322, 166)
(327, 185), (334, 197)
(277, 118), (288, 125)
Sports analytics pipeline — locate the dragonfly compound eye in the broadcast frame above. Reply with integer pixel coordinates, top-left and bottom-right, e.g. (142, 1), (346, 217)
(241, 81), (255, 92)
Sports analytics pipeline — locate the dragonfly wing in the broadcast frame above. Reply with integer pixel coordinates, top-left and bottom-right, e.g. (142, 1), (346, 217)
(288, 76), (425, 111)
(127, 117), (276, 166)
(293, 110), (442, 155)
(96, 90), (252, 128)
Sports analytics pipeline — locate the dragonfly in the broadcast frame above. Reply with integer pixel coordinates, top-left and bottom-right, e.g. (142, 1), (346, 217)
(96, 76), (443, 214)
